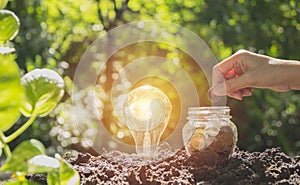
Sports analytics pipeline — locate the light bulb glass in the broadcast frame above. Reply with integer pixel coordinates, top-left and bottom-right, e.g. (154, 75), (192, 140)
(120, 85), (172, 158)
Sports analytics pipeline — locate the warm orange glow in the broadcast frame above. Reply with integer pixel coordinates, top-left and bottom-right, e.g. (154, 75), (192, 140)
(97, 41), (210, 146)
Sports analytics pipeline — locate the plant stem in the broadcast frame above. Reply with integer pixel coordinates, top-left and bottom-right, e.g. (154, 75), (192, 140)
(0, 131), (11, 159)
(0, 131), (5, 142)
(3, 144), (11, 159)
(5, 114), (37, 143)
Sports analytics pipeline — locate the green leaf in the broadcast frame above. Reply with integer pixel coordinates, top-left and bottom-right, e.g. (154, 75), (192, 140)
(3, 180), (40, 185)
(47, 172), (59, 185)
(20, 69), (64, 117)
(0, 9), (20, 45)
(0, 53), (23, 131)
(27, 155), (60, 174)
(0, 0), (8, 9)
(58, 158), (80, 185)
(0, 139), (45, 173)
(47, 155), (80, 185)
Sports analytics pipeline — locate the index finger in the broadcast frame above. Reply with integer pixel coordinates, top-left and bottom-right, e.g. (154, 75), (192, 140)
(212, 53), (239, 86)
(217, 53), (239, 74)
(218, 49), (250, 74)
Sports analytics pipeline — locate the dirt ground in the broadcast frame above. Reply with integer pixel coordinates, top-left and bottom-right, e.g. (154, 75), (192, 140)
(26, 127), (300, 185)
(59, 147), (300, 185)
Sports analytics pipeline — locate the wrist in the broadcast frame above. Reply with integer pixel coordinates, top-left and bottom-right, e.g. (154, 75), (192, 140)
(276, 59), (300, 90)
(287, 62), (300, 90)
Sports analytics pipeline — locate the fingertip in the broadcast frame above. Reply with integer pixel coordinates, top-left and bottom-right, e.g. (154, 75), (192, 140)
(229, 90), (243, 100)
(207, 90), (222, 102)
(209, 83), (226, 97)
(241, 88), (253, 97)
(235, 95), (243, 101)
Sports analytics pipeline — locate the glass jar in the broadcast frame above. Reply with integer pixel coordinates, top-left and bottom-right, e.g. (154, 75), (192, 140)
(182, 106), (237, 163)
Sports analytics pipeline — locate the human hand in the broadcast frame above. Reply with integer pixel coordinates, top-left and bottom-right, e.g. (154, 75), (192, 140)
(210, 50), (300, 100)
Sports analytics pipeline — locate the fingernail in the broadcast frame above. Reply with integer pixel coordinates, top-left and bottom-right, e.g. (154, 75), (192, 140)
(207, 88), (213, 100)
(207, 91), (221, 102)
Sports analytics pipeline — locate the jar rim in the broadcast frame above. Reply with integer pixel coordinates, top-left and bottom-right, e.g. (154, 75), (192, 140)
(187, 106), (231, 120)
(186, 115), (232, 120)
(188, 106), (229, 110)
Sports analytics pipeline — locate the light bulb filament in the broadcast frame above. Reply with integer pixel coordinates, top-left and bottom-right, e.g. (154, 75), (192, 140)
(143, 132), (151, 155)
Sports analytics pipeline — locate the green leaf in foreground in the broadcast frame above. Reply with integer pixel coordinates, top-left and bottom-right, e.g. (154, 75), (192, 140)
(0, 53), (23, 131)
(47, 155), (80, 185)
(0, 0), (8, 9)
(0, 9), (20, 45)
(27, 155), (60, 174)
(20, 68), (64, 117)
(0, 139), (45, 173)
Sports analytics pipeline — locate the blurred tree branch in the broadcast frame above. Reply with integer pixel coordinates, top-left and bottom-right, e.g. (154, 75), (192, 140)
(95, 0), (107, 31)
(96, 0), (131, 31)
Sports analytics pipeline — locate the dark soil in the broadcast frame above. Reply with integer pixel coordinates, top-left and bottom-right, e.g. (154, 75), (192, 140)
(60, 147), (300, 185)
(26, 127), (300, 184)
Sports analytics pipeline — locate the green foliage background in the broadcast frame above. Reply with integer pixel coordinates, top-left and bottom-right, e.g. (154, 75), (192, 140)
(5, 0), (300, 155)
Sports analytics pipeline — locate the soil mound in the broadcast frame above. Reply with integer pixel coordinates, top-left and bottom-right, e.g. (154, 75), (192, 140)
(64, 147), (300, 185)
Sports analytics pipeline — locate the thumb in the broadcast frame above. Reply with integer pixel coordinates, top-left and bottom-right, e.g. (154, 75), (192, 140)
(212, 75), (248, 96)
(225, 75), (248, 93)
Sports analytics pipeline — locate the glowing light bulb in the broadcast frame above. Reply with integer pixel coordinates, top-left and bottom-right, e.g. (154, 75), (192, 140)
(122, 85), (172, 158)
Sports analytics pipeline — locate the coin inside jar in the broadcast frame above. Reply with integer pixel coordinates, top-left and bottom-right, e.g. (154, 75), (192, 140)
(190, 128), (206, 152)
(183, 107), (238, 167)
(185, 125), (236, 167)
